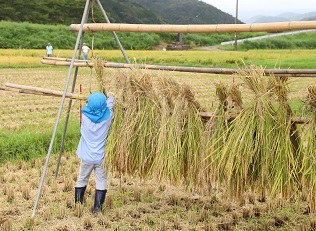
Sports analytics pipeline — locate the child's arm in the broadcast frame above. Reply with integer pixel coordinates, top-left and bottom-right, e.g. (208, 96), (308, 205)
(106, 92), (115, 112)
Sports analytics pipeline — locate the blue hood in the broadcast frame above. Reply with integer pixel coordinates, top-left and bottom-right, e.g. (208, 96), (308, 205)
(82, 92), (110, 123)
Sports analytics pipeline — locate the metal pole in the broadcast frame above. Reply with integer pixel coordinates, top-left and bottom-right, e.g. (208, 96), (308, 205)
(234, 0), (239, 50)
(31, 0), (92, 218)
(54, 55), (82, 179)
(94, 0), (130, 64)
(54, 5), (91, 179)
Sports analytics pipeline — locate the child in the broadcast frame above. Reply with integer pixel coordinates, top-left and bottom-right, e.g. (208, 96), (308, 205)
(75, 91), (115, 213)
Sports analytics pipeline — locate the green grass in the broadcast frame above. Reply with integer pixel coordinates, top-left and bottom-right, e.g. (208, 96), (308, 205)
(1, 48), (316, 70)
(0, 118), (80, 165)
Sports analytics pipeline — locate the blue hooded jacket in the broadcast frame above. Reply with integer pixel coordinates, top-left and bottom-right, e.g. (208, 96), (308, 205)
(76, 92), (115, 164)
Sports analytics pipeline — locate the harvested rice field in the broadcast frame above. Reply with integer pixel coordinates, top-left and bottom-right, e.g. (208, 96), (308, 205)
(0, 67), (316, 230)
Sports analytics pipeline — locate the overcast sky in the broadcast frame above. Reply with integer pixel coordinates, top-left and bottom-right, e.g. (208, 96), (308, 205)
(202, 0), (316, 20)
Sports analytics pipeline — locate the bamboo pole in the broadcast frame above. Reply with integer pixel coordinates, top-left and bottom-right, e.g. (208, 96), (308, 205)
(42, 56), (90, 62)
(69, 21), (316, 33)
(4, 83), (87, 100)
(199, 112), (310, 124)
(3, 83), (310, 124)
(41, 58), (316, 77)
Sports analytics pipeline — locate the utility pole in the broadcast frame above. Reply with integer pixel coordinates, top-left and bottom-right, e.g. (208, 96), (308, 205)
(234, 0), (239, 50)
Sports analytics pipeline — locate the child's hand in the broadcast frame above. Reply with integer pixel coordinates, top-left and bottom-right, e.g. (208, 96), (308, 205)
(107, 92), (115, 98)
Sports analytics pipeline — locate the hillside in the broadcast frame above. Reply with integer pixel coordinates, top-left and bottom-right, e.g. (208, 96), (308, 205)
(131, 0), (241, 24)
(98, 0), (164, 24)
(245, 11), (316, 23)
(0, 0), (239, 25)
(0, 0), (162, 25)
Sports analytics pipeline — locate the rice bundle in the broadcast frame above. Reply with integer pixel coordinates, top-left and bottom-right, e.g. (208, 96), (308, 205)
(209, 66), (302, 200)
(105, 70), (131, 175)
(107, 70), (161, 178)
(93, 58), (106, 92)
(202, 82), (231, 192)
(268, 75), (302, 198)
(154, 77), (205, 190)
(301, 86), (316, 212)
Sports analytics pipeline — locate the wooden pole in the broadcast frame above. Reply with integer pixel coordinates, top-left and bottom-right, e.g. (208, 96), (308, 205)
(69, 21), (316, 33)
(41, 57), (316, 77)
(4, 83), (86, 99)
(199, 112), (311, 124)
(2, 83), (310, 124)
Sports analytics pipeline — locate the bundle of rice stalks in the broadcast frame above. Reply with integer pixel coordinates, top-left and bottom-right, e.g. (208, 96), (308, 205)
(106, 70), (161, 178)
(104, 71), (130, 174)
(229, 83), (243, 112)
(104, 69), (206, 190)
(93, 57), (106, 93)
(307, 86), (316, 110)
(301, 86), (316, 212)
(209, 66), (302, 201)
(153, 76), (205, 190)
(201, 80), (245, 195)
(267, 75), (302, 198)
(201, 82), (230, 192)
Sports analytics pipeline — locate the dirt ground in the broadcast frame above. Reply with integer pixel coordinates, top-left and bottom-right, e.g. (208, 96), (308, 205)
(0, 152), (315, 230)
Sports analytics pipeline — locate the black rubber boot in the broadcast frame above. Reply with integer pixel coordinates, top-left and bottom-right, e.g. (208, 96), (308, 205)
(93, 189), (107, 214)
(75, 186), (86, 204)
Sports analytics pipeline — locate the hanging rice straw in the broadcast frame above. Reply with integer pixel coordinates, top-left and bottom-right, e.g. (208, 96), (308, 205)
(207, 65), (303, 201)
(154, 76), (205, 191)
(301, 86), (316, 212)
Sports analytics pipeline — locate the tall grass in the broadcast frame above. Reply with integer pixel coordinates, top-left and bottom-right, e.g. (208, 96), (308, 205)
(0, 21), (245, 50)
(2, 21), (316, 51)
(238, 32), (316, 50)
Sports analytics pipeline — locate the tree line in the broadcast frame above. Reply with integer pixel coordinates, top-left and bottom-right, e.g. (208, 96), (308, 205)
(0, 0), (238, 25)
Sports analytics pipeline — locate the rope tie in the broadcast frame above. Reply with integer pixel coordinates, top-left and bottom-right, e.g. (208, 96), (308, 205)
(249, 24), (253, 32)
(288, 22), (292, 31)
